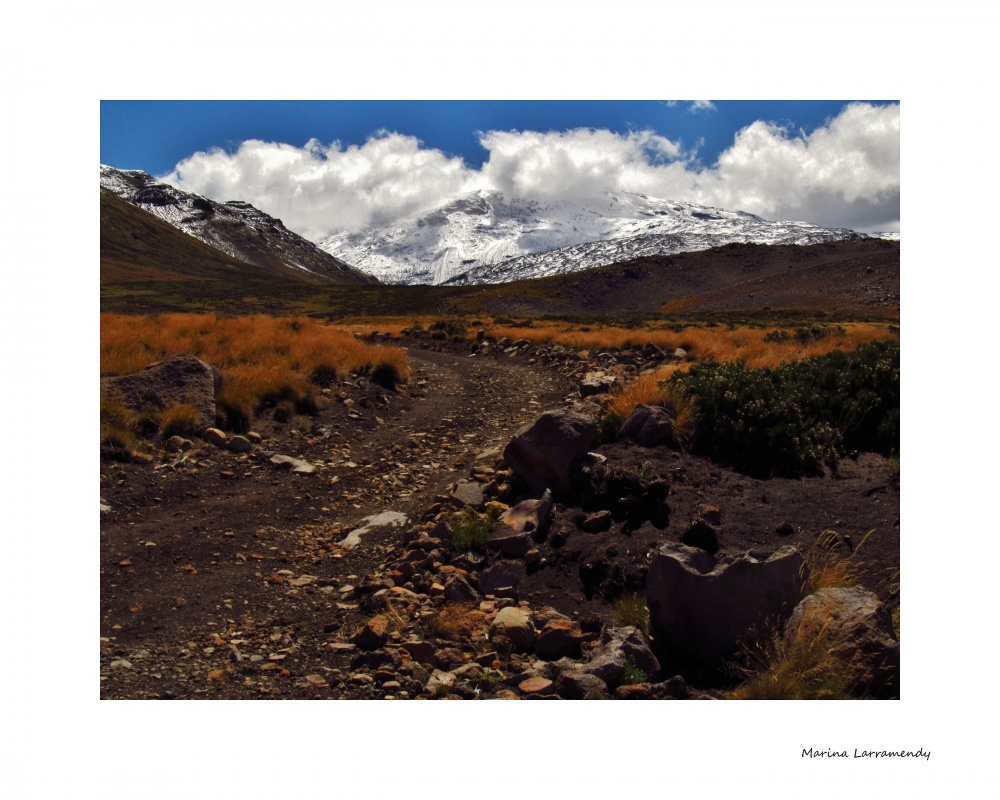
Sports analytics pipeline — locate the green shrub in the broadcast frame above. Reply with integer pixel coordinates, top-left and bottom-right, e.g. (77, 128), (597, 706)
(671, 339), (899, 476)
(429, 319), (468, 339)
(621, 654), (649, 686)
(448, 509), (494, 553)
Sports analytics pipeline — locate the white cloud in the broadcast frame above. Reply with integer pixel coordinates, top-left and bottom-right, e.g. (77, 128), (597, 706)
(162, 132), (478, 241)
(688, 100), (717, 112)
(162, 102), (899, 239)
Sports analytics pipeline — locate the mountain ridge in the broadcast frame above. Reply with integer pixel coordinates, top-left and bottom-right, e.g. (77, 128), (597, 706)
(320, 189), (872, 286)
(100, 166), (377, 286)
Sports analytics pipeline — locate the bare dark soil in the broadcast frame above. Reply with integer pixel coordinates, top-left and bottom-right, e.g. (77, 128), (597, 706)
(100, 340), (899, 699)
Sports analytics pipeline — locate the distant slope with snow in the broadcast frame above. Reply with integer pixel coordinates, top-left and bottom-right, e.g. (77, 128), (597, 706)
(320, 190), (869, 285)
(101, 166), (376, 285)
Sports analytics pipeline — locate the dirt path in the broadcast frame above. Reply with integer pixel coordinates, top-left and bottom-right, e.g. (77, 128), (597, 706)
(99, 343), (574, 697)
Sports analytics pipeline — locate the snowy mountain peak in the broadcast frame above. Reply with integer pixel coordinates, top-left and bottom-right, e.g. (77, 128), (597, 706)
(320, 189), (867, 285)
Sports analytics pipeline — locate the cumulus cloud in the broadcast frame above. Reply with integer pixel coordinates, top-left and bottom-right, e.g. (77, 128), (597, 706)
(162, 132), (478, 241)
(162, 102), (899, 239)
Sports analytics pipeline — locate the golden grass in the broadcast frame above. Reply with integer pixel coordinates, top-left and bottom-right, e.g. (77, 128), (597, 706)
(101, 313), (411, 422)
(481, 321), (895, 369)
(728, 622), (852, 700)
(159, 403), (200, 439)
(804, 529), (874, 595)
(602, 366), (697, 445)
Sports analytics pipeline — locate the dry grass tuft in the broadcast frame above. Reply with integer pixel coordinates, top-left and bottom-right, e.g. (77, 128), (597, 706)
(804, 528), (874, 594)
(611, 592), (650, 635)
(428, 603), (487, 641)
(159, 403), (201, 439)
(728, 621), (853, 700)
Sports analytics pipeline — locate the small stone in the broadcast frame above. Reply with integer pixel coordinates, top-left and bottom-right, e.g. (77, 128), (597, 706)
(579, 510), (612, 533)
(450, 481), (484, 509)
(775, 522), (795, 536)
(203, 428), (227, 448)
(518, 676), (554, 695)
(228, 435), (251, 453)
(699, 505), (722, 525)
(350, 615), (389, 651)
(164, 435), (187, 453)
(554, 671), (608, 699)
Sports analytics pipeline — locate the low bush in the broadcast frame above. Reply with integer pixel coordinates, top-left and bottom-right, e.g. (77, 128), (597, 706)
(670, 339), (899, 476)
(429, 319), (468, 340)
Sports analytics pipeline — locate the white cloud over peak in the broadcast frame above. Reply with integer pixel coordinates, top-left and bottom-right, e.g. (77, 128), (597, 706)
(162, 102), (899, 239)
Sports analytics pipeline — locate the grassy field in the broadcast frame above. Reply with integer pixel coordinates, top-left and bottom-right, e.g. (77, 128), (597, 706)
(101, 313), (410, 437)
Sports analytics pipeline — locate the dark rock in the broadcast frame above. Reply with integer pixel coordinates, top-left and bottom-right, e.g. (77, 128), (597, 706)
(432, 647), (466, 670)
(578, 510), (612, 533)
(478, 561), (525, 595)
(228, 435), (251, 453)
(784, 586), (900, 698)
(582, 626), (660, 686)
(579, 373), (616, 398)
(489, 607), (536, 652)
(534, 619), (585, 660)
(682, 519), (720, 554)
(100, 354), (220, 430)
(350, 615), (389, 651)
(554, 671), (609, 699)
(615, 684), (653, 700)
(444, 575), (481, 603)
(449, 481), (484, 509)
(398, 641), (436, 664)
(487, 525), (532, 557)
(503, 410), (597, 495)
(618, 404), (674, 447)
(775, 521), (795, 536)
(646, 544), (808, 667)
(699, 505), (722, 525)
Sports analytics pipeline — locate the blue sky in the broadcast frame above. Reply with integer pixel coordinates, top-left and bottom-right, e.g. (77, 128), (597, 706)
(102, 100), (893, 176)
(101, 100), (900, 237)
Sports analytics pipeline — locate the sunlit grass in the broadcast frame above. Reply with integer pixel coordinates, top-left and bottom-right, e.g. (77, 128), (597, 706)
(101, 313), (411, 426)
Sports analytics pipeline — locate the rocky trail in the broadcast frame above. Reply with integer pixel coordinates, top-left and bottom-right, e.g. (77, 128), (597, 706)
(100, 338), (900, 700)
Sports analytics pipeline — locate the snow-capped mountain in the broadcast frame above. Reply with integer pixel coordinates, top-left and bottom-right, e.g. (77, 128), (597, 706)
(100, 166), (376, 285)
(319, 190), (869, 286)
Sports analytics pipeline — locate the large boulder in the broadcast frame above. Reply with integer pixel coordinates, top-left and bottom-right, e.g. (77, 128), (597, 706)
(618, 404), (673, 447)
(646, 544), (808, 668)
(503, 410), (597, 495)
(101, 354), (220, 429)
(784, 586), (900, 698)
